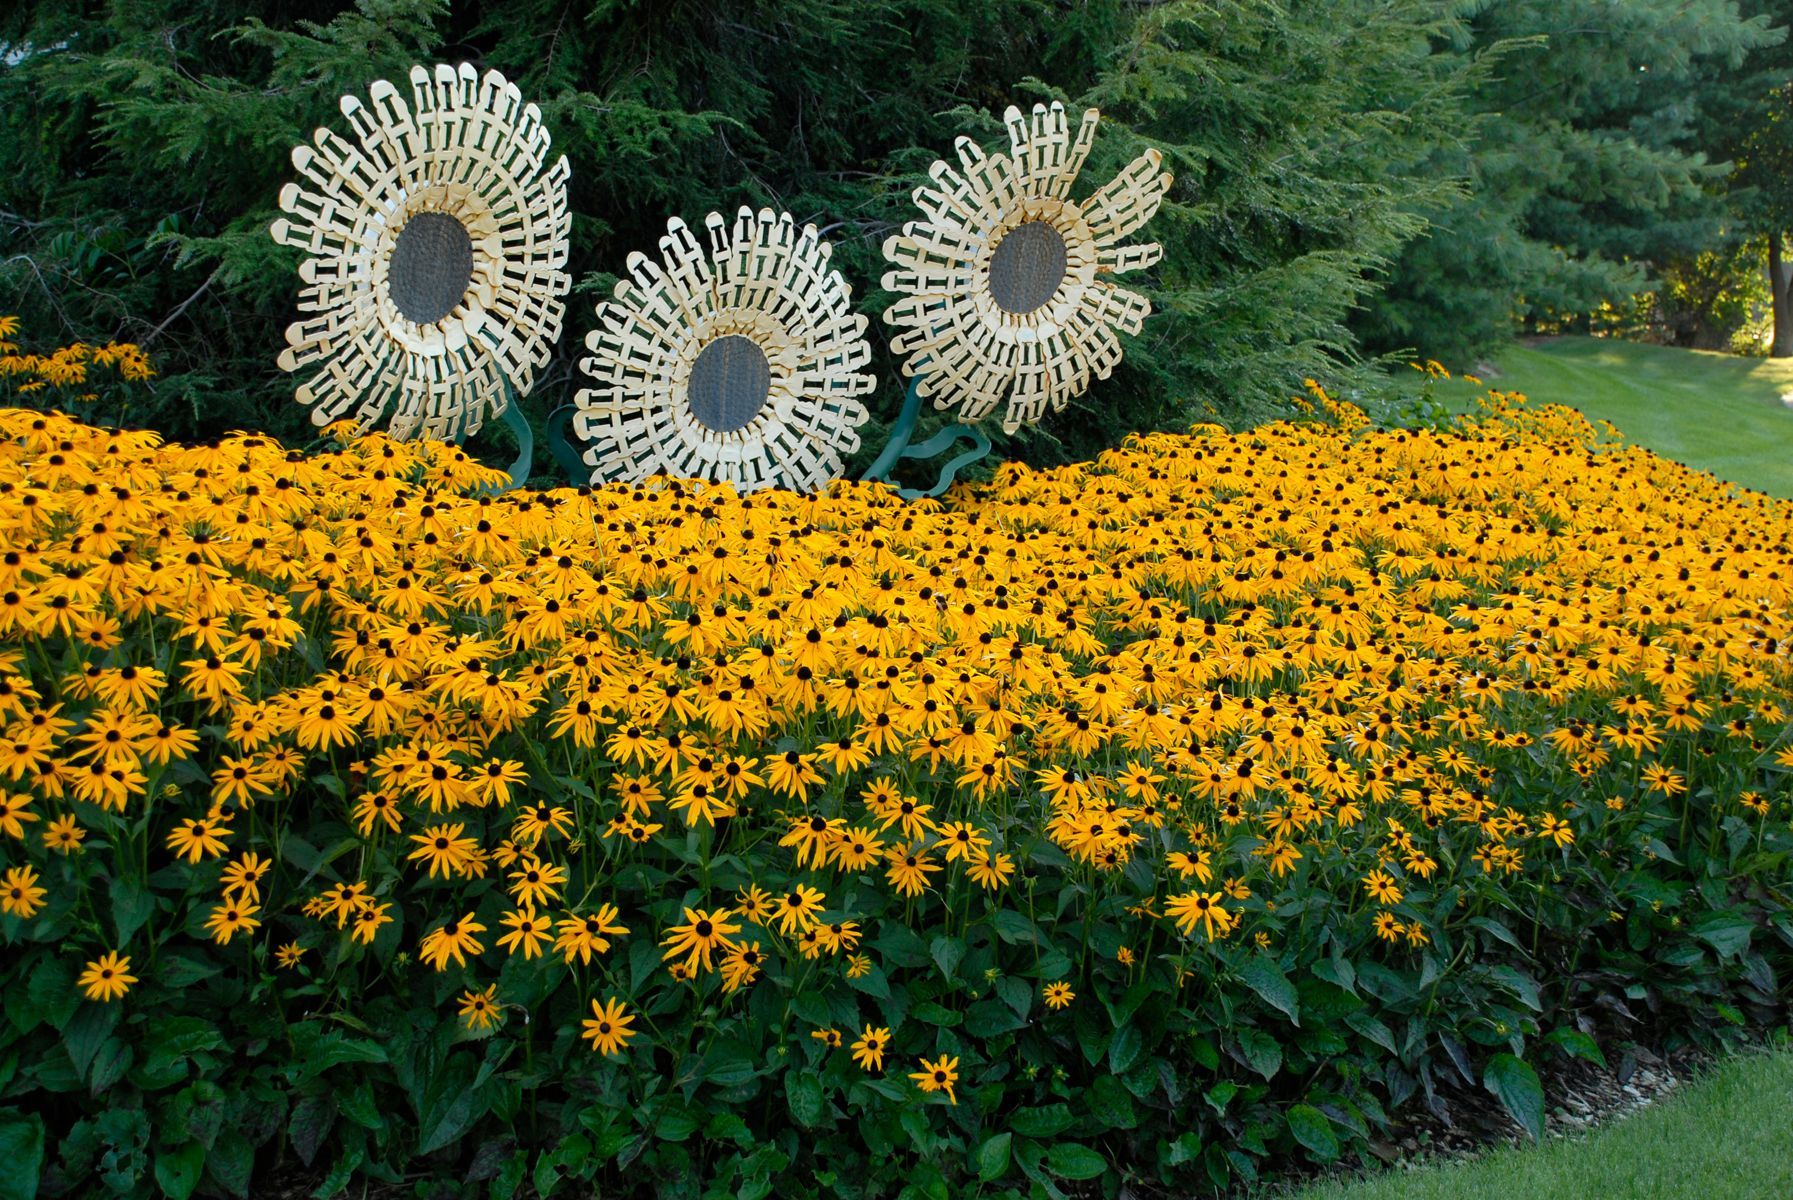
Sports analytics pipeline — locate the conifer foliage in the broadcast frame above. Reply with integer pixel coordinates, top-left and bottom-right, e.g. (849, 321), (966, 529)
(1, 0), (1475, 468)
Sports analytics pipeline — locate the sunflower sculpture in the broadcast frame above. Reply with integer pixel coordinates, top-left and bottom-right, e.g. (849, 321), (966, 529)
(574, 207), (875, 494)
(269, 63), (570, 441)
(881, 102), (1172, 434)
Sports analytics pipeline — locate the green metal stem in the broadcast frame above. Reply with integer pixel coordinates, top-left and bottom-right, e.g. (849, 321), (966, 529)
(546, 403), (589, 485)
(860, 370), (992, 499)
(496, 393), (534, 492)
(860, 372), (927, 483)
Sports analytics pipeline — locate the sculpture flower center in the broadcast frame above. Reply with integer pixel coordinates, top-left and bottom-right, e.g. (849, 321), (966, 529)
(988, 220), (1067, 314)
(388, 211), (474, 325)
(688, 334), (771, 432)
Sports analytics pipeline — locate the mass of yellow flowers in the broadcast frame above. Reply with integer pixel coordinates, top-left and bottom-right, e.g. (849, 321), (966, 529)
(1, 383), (1788, 1080)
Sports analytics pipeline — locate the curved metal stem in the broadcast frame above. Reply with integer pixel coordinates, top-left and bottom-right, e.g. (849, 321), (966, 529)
(859, 371), (992, 499)
(495, 391), (534, 491)
(860, 372), (927, 483)
(546, 403), (589, 485)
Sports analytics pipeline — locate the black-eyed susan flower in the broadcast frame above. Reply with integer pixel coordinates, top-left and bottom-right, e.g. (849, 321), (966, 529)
(42, 812), (85, 854)
(1165, 891), (1234, 941)
(909, 1053), (959, 1104)
(166, 815), (232, 863)
(78, 951), (137, 1002)
(659, 906), (741, 975)
(850, 1025), (890, 1072)
(885, 845), (941, 899)
(457, 984), (502, 1033)
(2, 864), (45, 917)
(580, 996), (637, 1057)
(772, 884), (827, 936)
(419, 912), (486, 971)
(1043, 981), (1075, 1010)
(720, 941), (766, 994)
(205, 898), (261, 945)
(496, 907), (552, 960)
(406, 823), (480, 879)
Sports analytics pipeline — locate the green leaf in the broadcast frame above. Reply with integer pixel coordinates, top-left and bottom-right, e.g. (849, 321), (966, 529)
(417, 1058), (480, 1154)
(0, 1110), (44, 1200)
(909, 1001), (961, 1027)
(205, 1132), (252, 1199)
(1543, 1027), (1606, 1067)
(1286, 1105), (1339, 1162)
(1469, 916), (1525, 951)
(112, 878), (155, 944)
(1237, 955), (1300, 1025)
(1087, 1075), (1138, 1130)
(1107, 1022), (1143, 1073)
(88, 1038), (132, 1095)
(1045, 1142), (1107, 1181)
(154, 1140), (204, 1200)
(1167, 1131), (1202, 1167)
(974, 1132), (1011, 1182)
(1009, 1104), (1075, 1138)
(288, 1095), (335, 1166)
(786, 1071), (824, 1128)
(1692, 912), (1754, 958)
(930, 935), (965, 981)
(992, 909), (1038, 944)
(995, 975), (1032, 1019)
(1484, 1053), (1544, 1141)
(63, 1002), (120, 1081)
(963, 999), (1025, 1039)
(1236, 1028), (1283, 1080)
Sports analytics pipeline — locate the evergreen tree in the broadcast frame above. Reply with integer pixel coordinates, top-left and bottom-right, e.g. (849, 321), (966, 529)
(1356, 0), (1785, 366)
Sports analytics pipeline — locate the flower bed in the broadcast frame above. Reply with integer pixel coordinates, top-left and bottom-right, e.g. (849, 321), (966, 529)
(0, 390), (1789, 1198)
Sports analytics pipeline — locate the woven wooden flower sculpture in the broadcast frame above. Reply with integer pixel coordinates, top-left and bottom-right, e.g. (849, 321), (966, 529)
(269, 63), (570, 441)
(574, 207), (875, 494)
(881, 102), (1172, 434)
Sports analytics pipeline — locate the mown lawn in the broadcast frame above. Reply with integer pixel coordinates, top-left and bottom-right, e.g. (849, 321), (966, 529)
(1425, 336), (1793, 499)
(1285, 1047), (1793, 1200)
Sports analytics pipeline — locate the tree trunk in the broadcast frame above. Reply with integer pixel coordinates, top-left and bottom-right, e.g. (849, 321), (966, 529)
(1770, 233), (1793, 358)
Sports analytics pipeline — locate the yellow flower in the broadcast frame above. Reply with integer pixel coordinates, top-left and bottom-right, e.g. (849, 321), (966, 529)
(1042, 981), (1075, 1010)
(554, 905), (629, 965)
(205, 898), (261, 945)
(419, 912), (487, 971)
(580, 996), (637, 1056)
(497, 907), (553, 960)
(78, 951), (137, 1002)
(457, 984), (502, 1032)
(850, 1025), (890, 1071)
(909, 1054), (959, 1104)
(166, 816), (232, 863)
(2, 864), (45, 918)
(43, 814), (86, 854)
(1165, 891), (1235, 941)
(659, 906), (741, 975)
(0, 791), (37, 838)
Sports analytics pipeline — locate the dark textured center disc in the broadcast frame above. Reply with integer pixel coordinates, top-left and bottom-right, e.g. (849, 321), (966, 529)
(387, 211), (473, 325)
(688, 335), (771, 432)
(988, 220), (1068, 315)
